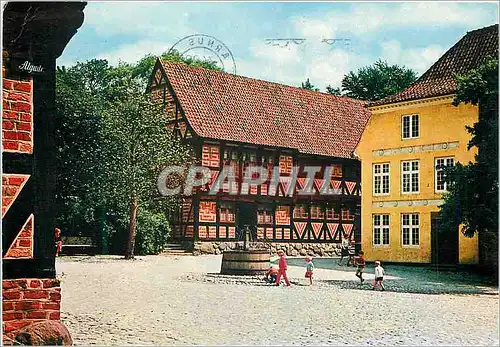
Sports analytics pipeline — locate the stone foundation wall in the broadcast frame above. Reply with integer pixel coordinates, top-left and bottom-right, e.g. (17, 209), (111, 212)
(193, 241), (342, 257)
(2, 279), (70, 345)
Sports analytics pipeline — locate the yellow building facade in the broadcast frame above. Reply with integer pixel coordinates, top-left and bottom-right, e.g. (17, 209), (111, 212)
(356, 95), (479, 264)
(354, 24), (497, 264)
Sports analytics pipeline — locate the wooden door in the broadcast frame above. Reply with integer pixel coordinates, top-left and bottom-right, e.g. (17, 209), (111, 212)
(431, 212), (458, 265)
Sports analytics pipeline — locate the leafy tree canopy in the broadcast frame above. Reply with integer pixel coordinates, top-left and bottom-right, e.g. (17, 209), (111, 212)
(132, 49), (221, 88)
(55, 51), (218, 257)
(340, 59), (417, 101)
(440, 57), (498, 242)
(300, 78), (319, 92)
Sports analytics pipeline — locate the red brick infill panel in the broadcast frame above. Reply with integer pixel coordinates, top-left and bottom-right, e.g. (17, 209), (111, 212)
(2, 77), (33, 154)
(2, 279), (63, 344)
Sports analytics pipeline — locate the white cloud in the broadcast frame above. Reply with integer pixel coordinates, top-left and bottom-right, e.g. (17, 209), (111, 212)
(293, 3), (496, 39)
(249, 40), (303, 65)
(380, 40), (445, 74)
(70, 2), (495, 90)
(83, 2), (192, 38)
(237, 38), (371, 92)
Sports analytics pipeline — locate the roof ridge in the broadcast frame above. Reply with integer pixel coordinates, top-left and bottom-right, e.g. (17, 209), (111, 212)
(159, 59), (364, 104)
(368, 23), (498, 107)
(467, 23), (498, 34)
(410, 24), (498, 84)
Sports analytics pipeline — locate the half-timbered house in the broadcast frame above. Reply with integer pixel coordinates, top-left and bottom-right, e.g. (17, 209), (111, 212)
(148, 59), (371, 255)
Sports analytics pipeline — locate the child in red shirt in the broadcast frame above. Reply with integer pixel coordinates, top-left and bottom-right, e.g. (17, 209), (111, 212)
(264, 266), (278, 283)
(276, 250), (291, 287)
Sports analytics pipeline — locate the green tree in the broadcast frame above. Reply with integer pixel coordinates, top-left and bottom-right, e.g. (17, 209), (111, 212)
(300, 78), (319, 92)
(102, 77), (192, 259)
(132, 49), (221, 88)
(439, 57), (498, 273)
(56, 52), (218, 257)
(55, 60), (113, 251)
(326, 85), (342, 96)
(340, 59), (417, 101)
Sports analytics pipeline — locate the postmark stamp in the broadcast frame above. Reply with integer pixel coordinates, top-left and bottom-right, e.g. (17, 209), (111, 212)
(168, 34), (237, 74)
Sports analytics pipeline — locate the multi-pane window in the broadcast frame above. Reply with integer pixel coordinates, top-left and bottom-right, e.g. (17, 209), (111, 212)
(219, 203), (234, 222)
(257, 208), (273, 224)
(293, 204), (308, 219)
(373, 214), (390, 245)
(435, 157), (454, 192)
(332, 164), (342, 178)
(223, 149), (239, 162)
(402, 114), (419, 139)
(262, 153), (274, 166)
(402, 160), (419, 193)
(241, 152), (257, 163)
(341, 208), (355, 221)
(373, 163), (390, 195)
(325, 207), (340, 220)
(310, 205), (324, 219)
(401, 213), (419, 246)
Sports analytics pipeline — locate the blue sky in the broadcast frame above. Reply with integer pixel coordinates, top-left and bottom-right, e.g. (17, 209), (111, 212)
(58, 1), (498, 92)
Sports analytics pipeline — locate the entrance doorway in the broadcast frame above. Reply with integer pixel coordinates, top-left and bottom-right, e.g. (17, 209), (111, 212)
(431, 212), (458, 264)
(236, 203), (257, 240)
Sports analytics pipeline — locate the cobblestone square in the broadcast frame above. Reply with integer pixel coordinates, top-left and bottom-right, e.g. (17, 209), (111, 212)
(58, 256), (499, 346)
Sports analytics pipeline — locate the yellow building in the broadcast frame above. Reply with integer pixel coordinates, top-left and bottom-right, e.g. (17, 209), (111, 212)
(355, 24), (498, 264)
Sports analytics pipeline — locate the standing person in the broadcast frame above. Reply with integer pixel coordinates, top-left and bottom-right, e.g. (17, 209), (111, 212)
(275, 250), (291, 287)
(55, 228), (63, 257)
(305, 256), (314, 285)
(355, 250), (365, 283)
(338, 234), (349, 266)
(347, 237), (356, 266)
(373, 261), (385, 291)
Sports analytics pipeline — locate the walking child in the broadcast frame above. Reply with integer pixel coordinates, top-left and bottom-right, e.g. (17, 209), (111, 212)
(275, 250), (291, 287)
(347, 237), (356, 266)
(338, 234), (349, 266)
(355, 250), (365, 283)
(304, 256), (314, 285)
(373, 261), (385, 291)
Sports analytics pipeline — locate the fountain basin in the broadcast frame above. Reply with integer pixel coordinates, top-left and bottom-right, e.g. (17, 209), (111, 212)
(220, 249), (270, 275)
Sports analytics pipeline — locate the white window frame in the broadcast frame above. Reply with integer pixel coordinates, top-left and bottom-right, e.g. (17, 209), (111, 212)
(402, 114), (419, 140)
(401, 213), (419, 247)
(435, 157), (455, 193)
(373, 163), (390, 196)
(401, 160), (419, 194)
(373, 214), (390, 246)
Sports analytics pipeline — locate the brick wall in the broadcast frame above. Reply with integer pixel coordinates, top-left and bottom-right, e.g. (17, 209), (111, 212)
(2, 77), (33, 154)
(201, 144), (220, 168)
(2, 53), (64, 344)
(2, 174), (30, 217)
(199, 201), (216, 223)
(275, 205), (290, 225)
(279, 155), (293, 174)
(2, 279), (62, 345)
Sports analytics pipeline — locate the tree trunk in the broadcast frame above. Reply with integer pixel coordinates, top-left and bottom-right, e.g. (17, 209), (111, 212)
(125, 197), (138, 259)
(97, 205), (108, 254)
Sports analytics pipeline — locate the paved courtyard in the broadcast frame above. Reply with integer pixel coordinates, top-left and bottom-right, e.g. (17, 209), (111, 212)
(57, 255), (499, 346)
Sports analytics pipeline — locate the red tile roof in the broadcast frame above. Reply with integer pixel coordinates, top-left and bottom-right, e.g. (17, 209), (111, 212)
(160, 60), (371, 159)
(369, 24), (498, 107)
